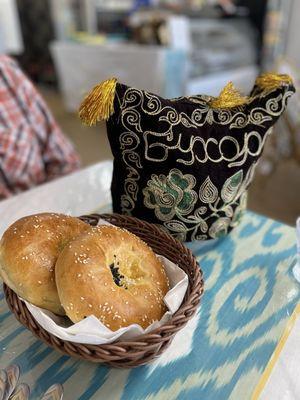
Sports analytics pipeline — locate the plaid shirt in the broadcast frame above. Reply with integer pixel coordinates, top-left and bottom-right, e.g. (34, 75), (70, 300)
(0, 55), (80, 200)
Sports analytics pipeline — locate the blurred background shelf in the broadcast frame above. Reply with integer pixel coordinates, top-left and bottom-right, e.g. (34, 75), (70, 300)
(0, 0), (300, 225)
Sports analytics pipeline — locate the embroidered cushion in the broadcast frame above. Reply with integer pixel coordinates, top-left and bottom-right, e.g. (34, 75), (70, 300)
(79, 74), (295, 241)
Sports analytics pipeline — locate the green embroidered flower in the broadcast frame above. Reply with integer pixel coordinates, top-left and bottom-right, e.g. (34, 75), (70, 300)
(143, 169), (197, 221)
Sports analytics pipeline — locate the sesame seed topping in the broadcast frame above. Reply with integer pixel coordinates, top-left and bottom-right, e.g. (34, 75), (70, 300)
(80, 296), (85, 301)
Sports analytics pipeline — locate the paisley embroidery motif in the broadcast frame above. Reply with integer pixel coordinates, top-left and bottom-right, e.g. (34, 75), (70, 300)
(199, 177), (218, 204)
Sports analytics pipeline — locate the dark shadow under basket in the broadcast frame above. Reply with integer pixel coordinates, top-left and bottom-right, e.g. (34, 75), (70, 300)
(4, 213), (204, 368)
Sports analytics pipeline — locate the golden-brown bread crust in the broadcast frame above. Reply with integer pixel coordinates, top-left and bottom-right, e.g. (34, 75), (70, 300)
(55, 225), (169, 330)
(0, 213), (89, 314)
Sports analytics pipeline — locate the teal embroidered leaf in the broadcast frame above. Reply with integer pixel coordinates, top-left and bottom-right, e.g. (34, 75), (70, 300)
(164, 221), (187, 233)
(199, 219), (208, 233)
(208, 217), (231, 238)
(221, 170), (243, 203)
(195, 206), (207, 215)
(194, 234), (208, 240)
(223, 205), (234, 217)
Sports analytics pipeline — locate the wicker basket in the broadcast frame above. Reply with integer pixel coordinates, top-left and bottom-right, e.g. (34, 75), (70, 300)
(4, 213), (204, 368)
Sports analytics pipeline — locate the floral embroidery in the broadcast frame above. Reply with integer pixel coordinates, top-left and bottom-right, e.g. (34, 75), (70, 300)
(143, 169), (250, 241)
(143, 169), (197, 221)
(113, 82), (293, 240)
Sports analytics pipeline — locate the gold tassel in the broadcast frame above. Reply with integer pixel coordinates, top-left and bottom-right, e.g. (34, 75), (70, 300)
(210, 82), (248, 109)
(79, 78), (117, 126)
(255, 73), (293, 91)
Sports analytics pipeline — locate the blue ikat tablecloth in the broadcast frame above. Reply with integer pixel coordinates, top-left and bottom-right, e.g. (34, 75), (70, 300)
(1, 211), (299, 399)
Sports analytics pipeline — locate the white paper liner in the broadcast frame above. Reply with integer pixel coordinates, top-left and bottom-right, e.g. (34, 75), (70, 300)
(23, 219), (189, 345)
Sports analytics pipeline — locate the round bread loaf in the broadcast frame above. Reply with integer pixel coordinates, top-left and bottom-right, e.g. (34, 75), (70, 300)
(55, 225), (169, 330)
(0, 213), (89, 314)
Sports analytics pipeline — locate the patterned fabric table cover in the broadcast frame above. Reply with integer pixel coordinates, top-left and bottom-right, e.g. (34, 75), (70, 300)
(0, 211), (299, 400)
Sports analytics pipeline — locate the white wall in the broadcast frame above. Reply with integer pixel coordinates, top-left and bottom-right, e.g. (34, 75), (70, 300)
(0, 0), (23, 54)
(49, 0), (75, 40)
(285, 0), (300, 68)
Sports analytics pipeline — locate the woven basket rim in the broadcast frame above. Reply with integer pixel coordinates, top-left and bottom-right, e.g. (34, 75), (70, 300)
(4, 213), (204, 367)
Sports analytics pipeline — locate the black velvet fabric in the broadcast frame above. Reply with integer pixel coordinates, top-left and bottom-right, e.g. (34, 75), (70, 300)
(106, 81), (295, 241)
